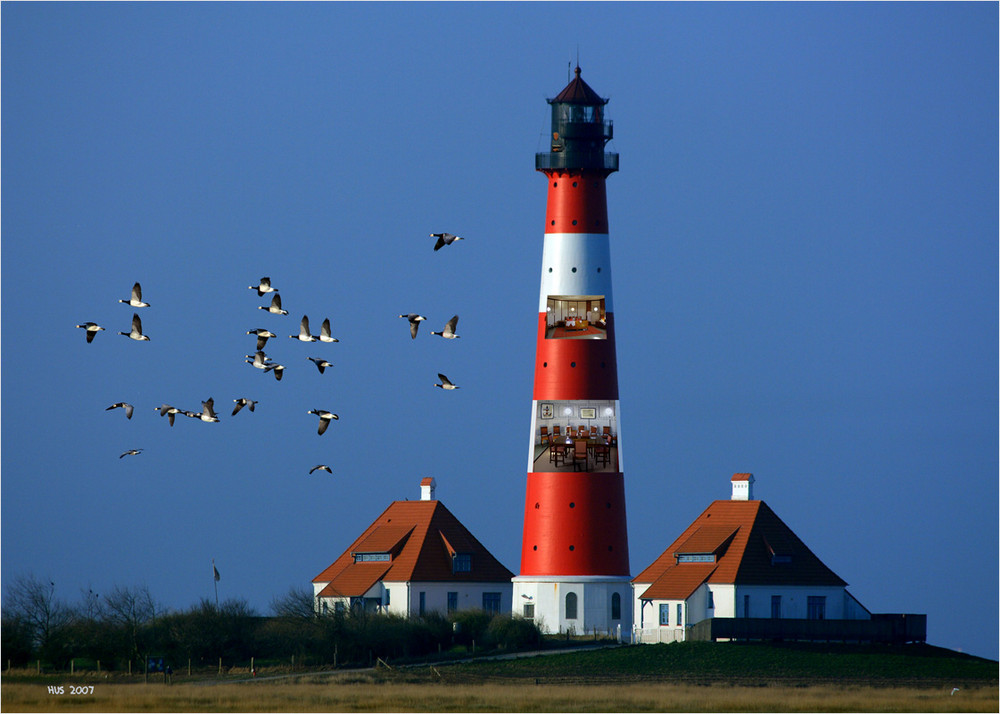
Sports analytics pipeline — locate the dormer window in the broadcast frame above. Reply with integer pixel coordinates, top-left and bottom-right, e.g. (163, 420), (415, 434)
(353, 552), (391, 563)
(676, 554), (716, 564)
(452, 553), (472, 573)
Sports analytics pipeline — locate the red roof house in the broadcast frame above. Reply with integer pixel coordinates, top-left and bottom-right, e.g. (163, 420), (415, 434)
(312, 479), (514, 617)
(632, 474), (870, 643)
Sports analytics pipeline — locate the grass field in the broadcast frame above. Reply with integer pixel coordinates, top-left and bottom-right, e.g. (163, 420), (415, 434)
(3, 642), (996, 712)
(1, 679), (998, 713)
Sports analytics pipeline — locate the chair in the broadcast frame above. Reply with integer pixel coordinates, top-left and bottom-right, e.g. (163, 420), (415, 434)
(549, 439), (564, 466)
(577, 426), (587, 437)
(593, 442), (611, 468)
(603, 426), (616, 446)
(553, 425), (561, 436)
(540, 426), (548, 440)
(590, 426), (598, 437)
(572, 439), (589, 471)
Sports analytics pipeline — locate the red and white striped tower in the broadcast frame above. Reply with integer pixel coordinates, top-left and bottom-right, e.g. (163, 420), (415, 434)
(512, 67), (631, 637)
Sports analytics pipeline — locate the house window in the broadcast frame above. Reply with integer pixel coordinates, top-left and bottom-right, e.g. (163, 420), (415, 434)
(807, 596), (826, 620)
(565, 592), (578, 620)
(659, 603), (669, 626)
(771, 595), (781, 619)
(482, 592), (501, 614)
(523, 603), (535, 619)
(453, 553), (471, 573)
(611, 592), (621, 620)
(419, 591), (426, 616)
(676, 603), (683, 626)
(707, 590), (714, 609)
(354, 552), (391, 563)
(677, 554), (715, 563)
(447, 592), (457, 613)
(385, 589), (390, 607)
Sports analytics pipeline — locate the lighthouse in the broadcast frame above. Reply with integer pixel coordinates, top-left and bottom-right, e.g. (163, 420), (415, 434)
(512, 67), (632, 637)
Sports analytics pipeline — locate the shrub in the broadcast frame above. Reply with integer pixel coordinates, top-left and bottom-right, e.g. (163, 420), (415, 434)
(486, 615), (542, 650)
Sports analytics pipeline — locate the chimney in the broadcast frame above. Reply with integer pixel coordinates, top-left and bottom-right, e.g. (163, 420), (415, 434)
(731, 473), (755, 501)
(420, 477), (436, 501)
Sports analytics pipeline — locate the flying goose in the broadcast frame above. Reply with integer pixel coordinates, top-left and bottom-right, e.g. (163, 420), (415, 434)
(248, 277), (278, 296)
(398, 313), (427, 339)
(246, 328), (276, 351)
(232, 398), (257, 416)
(430, 315), (460, 339)
(318, 318), (339, 343)
(431, 232), (464, 251)
(259, 294), (288, 315)
(289, 315), (318, 342)
(309, 465), (333, 475)
(119, 448), (143, 459)
(75, 322), (106, 343)
(434, 373), (460, 390)
(195, 397), (220, 423)
(246, 351), (272, 370)
(307, 409), (339, 435)
(263, 362), (285, 381)
(154, 404), (181, 426)
(106, 402), (134, 419)
(307, 357), (333, 374)
(119, 282), (149, 307)
(119, 313), (150, 341)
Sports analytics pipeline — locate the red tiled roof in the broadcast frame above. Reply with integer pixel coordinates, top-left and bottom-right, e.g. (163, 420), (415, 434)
(637, 563), (717, 600)
(313, 500), (513, 590)
(633, 500), (847, 596)
(673, 525), (738, 556)
(731, 473), (753, 481)
(317, 562), (392, 598)
(353, 525), (413, 555)
(420, 477), (434, 486)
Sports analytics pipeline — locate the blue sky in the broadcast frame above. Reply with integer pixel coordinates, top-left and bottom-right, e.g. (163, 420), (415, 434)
(2, 2), (996, 660)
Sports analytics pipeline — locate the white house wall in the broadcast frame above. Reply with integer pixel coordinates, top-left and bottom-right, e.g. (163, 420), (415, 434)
(632, 582), (871, 643)
(404, 581), (512, 618)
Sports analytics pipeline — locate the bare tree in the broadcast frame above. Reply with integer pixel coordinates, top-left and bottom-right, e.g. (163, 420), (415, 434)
(270, 586), (316, 619)
(2, 573), (70, 651)
(102, 584), (158, 669)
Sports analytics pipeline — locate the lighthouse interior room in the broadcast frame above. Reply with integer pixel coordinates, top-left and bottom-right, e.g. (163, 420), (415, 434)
(545, 295), (607, 339)
(530, 400), (620, 472)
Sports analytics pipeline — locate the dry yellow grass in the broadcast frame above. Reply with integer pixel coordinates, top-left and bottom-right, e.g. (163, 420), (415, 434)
(2, 678), (997, 713)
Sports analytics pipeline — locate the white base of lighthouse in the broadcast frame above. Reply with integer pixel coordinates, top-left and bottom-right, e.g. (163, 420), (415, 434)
(512, 575), (633, 641)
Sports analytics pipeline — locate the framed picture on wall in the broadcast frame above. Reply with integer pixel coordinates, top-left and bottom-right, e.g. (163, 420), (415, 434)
(579, 408), (596, 419)
(540, 403), (554, 419)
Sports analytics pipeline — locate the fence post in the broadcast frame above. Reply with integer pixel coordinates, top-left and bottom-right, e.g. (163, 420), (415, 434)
(188, 659), (191, 676)
(218, 657), (222, 675)
(71, 659), (74, 675)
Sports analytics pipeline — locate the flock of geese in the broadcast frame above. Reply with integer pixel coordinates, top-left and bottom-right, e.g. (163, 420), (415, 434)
(77, 231), (467, 470)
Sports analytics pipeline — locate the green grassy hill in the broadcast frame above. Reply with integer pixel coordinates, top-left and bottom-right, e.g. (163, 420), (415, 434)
(440, 642), (998, 687)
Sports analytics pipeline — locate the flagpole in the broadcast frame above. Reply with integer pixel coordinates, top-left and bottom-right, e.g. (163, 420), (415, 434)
(212, 559), (219, 608)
